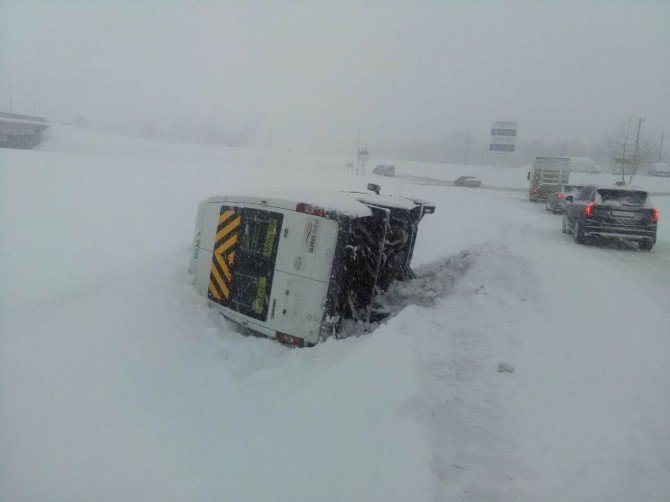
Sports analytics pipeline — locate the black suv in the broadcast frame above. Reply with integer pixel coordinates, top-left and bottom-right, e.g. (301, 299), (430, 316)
(563, 185), (658, 250)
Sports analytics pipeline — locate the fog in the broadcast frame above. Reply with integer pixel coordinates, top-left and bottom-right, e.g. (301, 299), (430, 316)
(2, 0), (669, 154)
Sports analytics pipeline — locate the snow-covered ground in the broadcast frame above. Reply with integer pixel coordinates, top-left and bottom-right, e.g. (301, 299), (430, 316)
(1, 125), (669, 501)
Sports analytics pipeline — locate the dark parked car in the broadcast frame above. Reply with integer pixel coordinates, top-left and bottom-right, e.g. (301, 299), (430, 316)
(562, 185), (658, 250)
(545, 184), (584, 213)
(454, 176), (481, 188)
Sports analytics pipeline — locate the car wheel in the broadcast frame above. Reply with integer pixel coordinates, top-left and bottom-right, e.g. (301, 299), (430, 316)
(562, 216), (568, 233)
(638, 240), (654, 251)
(573, 219), (585, 244)
(530, 197), (537, 202)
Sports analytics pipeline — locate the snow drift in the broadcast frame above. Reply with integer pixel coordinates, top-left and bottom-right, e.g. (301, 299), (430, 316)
(2, 125), (670, 501)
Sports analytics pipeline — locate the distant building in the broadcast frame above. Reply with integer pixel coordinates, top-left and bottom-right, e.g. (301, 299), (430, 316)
(567, 156), (598, 173)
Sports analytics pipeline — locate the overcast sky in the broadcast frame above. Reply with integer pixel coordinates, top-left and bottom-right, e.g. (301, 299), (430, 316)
(1, 0), (669, 149)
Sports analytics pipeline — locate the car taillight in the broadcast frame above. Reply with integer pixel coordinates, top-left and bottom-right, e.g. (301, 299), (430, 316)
(556, 193), (565, 199)
(584, 203), (595, 217)
(296, 203), (327, 217)
(275, 332), (305, 347)
(651, 207), (659, 222)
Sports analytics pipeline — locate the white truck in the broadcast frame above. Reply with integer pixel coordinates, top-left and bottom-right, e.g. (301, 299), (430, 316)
(189, 184), (434, 346)
(527, 157), (570, 202)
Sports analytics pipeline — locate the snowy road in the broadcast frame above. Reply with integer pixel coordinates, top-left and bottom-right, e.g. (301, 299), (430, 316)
(394, 184), (670, 500)
(1, 127), (669, 501)
(385, 172), (670, 196)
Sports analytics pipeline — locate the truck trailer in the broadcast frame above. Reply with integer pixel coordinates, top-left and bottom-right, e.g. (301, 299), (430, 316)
(527, 157), (570, 202)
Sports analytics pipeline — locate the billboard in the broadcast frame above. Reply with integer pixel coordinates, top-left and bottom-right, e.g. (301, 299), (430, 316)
(484, 120), (519, 167)
(489, 121), (518, 152)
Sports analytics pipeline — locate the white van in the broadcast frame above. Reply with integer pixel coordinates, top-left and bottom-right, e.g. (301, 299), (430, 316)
(189, 185), (434, 346)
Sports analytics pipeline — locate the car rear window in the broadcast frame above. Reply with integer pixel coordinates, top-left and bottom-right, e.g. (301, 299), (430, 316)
(597, 189), (647, 207)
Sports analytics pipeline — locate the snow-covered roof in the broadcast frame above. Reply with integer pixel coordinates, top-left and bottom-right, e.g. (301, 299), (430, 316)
(0, 112), (48, 127)
(595, 185), (647, 192)
(204, 191), (371, 217)
(204, 189), (424, 217)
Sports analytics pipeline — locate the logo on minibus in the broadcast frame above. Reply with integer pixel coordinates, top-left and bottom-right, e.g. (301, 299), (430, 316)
(304, 218), (320, 253)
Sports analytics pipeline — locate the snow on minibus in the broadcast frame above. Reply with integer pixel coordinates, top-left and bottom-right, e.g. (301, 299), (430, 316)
(189, 185), (434, 346)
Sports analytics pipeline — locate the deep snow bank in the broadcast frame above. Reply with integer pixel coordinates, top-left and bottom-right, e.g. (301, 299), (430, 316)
(1, 127), (442, 500)
(2, 126), (670, 501)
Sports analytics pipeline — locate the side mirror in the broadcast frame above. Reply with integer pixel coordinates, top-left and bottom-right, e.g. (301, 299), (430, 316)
(526, 172), (530, 180)
(565, 195), (574, 202)
(367, 183), (381, 195)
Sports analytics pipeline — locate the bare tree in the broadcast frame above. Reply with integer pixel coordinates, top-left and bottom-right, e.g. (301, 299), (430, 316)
(606, 116), (656, 184)
(606, 116), (634, 184)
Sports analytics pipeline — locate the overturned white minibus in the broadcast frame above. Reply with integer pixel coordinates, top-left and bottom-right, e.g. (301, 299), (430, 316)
(189, 185), (434, 346)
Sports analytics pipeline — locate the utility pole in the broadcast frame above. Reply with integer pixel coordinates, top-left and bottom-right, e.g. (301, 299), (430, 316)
(464, 128), (470, 165)
(659, 132), (664, 162)
(634, 116), (644, 162)
(630, 116), (644, 185)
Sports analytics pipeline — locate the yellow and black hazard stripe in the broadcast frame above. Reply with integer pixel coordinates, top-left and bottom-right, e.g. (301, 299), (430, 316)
(208, 207), (241, 303)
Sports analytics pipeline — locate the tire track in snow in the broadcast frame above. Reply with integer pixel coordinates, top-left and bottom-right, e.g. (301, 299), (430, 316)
(395, 244), (541, 501)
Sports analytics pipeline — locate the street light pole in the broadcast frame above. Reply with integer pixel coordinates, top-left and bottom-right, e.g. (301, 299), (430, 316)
(8, 73), (13, 113)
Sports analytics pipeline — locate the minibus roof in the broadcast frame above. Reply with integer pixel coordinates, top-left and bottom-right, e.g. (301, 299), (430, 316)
(203, 190), (420, 218)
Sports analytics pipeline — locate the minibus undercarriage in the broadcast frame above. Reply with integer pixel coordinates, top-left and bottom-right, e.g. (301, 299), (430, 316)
(322, 199), (433, 337)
